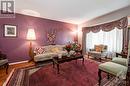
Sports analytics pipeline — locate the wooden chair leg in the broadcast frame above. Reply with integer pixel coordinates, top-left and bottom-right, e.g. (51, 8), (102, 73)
(57, 64), (60, 74)
(88, 54), (89, 58)
(53, 61), (55, 68)
(99, 58), (101, 62)
(126, 72), (130, 86)
(107, 73), (110, 80)
(6, 63), (9, 74)
(98, 69), (102, 86)
(105, 56), (107, 59)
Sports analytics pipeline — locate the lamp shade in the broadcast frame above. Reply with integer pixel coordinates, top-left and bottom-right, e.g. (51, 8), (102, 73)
(26, 29), (36, 40)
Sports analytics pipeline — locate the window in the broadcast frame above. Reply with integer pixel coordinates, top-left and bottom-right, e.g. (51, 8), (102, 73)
(86, 28), (123, 53)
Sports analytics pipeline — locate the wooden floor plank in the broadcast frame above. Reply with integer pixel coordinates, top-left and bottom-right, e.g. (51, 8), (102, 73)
(0, 62), (34, 86)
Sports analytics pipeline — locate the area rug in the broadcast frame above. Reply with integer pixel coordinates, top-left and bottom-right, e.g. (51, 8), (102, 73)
(4, 59), (112, 86)
(94, 77), (126, 86)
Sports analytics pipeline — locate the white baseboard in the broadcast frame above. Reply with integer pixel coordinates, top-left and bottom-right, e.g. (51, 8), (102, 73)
(9, 60), (29, 65)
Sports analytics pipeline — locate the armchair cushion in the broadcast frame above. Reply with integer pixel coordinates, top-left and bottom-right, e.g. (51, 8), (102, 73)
(99, 62), (127, 76)
(89, 51), (102, 57)
(112, 57), (127, 66)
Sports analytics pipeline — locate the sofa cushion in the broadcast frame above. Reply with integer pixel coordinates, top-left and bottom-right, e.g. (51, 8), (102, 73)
(112, 57), (127, 66)
(34, 53), (57, 58)
(34, 53), (57, 62)
(44, 45), (53, 53)
(99, 62), (127, 76)
(51, 47), (59, 53)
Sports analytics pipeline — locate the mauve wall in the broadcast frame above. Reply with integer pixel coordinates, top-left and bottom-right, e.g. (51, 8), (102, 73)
(0, 13), (77, 63)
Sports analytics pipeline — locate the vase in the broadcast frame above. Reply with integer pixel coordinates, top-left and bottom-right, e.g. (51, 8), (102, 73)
(66, 49), (70, 57)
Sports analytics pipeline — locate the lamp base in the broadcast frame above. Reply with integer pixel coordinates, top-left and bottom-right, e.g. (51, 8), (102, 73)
(28, 42), (34, 62)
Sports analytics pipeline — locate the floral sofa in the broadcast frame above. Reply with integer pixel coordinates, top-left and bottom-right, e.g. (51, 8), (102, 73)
(33, 45), (74, 62)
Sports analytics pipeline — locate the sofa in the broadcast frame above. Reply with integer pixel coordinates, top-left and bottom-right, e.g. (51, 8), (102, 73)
(33, 45), (74, 62)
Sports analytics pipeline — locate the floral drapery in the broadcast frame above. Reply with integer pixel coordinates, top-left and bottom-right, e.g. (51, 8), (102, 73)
(82, 17), (128, 33)
(82, 17), (128, 54)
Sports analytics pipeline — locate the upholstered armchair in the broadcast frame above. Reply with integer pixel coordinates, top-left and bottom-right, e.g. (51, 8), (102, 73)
(88, 44), (107, 61)
(0, 51), (9, 74)
(98, 41), (130, 86)
(98, 53), (130, 86)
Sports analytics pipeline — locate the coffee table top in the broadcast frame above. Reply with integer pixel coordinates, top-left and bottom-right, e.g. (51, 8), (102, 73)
(53, 54), (83, 63)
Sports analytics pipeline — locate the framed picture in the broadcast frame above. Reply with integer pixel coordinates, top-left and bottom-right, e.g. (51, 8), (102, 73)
(4, 25), (17, 37)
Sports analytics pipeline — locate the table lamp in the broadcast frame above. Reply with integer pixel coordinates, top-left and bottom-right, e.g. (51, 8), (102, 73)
(26, 29), (36, 62)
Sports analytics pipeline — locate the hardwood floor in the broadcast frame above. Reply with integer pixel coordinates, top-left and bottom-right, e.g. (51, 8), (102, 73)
(0, 62), (34, 86)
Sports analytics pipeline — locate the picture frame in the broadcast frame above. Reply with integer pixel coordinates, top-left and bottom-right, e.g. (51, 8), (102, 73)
(4, 25), (17, 37)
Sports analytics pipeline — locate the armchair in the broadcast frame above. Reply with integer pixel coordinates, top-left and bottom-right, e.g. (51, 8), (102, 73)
(0, 51), (9, 74)
(98, 53), (128, 85)
(88, 44), (107, 61)
(98, 41), (130, 86)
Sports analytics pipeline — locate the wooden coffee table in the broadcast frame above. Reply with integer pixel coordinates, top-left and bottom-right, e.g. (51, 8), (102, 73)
(52, 54), (84, 74)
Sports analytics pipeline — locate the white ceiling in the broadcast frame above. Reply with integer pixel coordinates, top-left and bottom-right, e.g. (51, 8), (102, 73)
(15, 0), (130, 24)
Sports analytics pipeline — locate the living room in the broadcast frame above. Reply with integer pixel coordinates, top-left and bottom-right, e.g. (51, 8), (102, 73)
(0, 0), (130, 86)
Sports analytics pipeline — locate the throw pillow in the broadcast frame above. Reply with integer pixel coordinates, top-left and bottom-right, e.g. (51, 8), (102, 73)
(34, 47), (45, 55)
(95, 45), (102, 52)
(99, 45), (104, 51)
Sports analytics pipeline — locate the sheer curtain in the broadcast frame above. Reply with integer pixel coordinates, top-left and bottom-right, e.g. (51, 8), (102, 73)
(86, 27), (123, 53)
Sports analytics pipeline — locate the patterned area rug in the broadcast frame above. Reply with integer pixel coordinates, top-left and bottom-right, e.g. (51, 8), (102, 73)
(3, 59), (124, 86)
(94, 77), (126, 86)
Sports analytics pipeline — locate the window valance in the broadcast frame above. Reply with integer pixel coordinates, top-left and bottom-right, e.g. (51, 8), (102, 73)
(82, 17), (128, 33)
